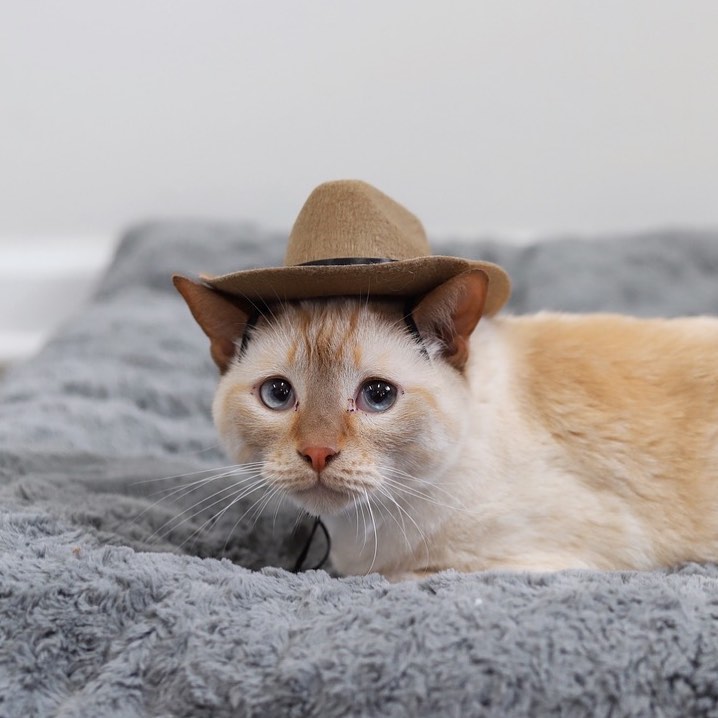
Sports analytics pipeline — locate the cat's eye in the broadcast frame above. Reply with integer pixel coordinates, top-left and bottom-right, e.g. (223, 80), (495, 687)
(356, 379), (398, 413)
(259, 377), (295, 411)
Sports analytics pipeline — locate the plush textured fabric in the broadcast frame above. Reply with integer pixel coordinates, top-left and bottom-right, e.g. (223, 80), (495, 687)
(1, 224), (718, 717)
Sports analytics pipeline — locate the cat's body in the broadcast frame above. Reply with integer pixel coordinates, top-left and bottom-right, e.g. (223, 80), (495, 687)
(176, 271), (718, 579)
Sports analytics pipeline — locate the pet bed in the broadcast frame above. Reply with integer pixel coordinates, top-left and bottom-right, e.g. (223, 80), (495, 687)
(2, 224), (718, 717)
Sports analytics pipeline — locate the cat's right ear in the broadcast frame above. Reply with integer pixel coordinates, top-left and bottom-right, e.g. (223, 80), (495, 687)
(411, 269), (488, 371)
(172, 275), (252, 373)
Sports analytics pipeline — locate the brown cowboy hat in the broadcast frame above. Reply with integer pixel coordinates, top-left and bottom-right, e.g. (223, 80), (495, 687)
(200, 179), (511, 315)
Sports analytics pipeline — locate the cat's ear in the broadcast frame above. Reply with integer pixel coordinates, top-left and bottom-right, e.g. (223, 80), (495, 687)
(411, 269), (488, 370)
(173, 275), (252, 373)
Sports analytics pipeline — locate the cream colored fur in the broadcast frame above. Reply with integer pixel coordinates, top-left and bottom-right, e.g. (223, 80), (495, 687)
(209, 299), (718, 580)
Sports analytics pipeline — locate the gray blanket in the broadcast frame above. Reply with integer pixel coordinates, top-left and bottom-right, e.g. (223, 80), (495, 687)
(2, 224), (718, 717)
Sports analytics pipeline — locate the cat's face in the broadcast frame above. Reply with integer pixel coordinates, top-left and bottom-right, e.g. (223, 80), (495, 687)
(174, 269), (488, 518)
(213, 299), (467, 515)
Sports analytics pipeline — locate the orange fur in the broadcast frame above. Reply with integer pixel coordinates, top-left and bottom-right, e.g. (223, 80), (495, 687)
(509, 313), (718, 567)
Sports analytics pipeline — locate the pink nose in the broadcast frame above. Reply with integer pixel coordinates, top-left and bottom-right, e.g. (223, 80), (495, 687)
(299, 446), (339, 473)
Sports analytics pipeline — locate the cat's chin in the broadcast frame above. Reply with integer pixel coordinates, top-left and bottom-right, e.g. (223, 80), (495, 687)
(289, 484), (356, 516)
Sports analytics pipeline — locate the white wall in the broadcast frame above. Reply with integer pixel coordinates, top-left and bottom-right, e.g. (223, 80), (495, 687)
(0, 238), (114, 363)
(1, 1), (717, 364)
(2, 0), (717, 241)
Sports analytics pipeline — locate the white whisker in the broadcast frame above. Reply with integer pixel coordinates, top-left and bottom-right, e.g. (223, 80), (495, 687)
(353, 495), (361, 543)
(357, 492), (370, 551)
(132, 462), (264, 486)
(372, 486), (413, 552)
(376, 465), (473, 514)
(378, 465), (463, 500)
(375, 481), (431, 562)
(363, 489), (379, 574)
(179, 481), (267, 551)
(272, 492), (287, 534)
(380, 476), (468, 513)
(150, 475), (265, 545)
(249, 485), (283, 530)
(130, 470), (247, 531)
(221, 482), (284, 551)
(147, 466), (261, 502)
(292, 508), (310, 534)
(127, 463), (267, 532)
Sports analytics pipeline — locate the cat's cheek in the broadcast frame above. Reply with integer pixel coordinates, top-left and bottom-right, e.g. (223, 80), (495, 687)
(212, 382), (240, 457)
(228, 409), (287, 463)
(212, 376), (276, 461)
(354, 411), (432, 474)
(382, 398), (463, 474)
(400, 392), (461, 442)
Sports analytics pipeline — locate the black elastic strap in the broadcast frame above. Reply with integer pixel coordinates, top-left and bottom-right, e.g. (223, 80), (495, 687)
(292, 516), (331, 572)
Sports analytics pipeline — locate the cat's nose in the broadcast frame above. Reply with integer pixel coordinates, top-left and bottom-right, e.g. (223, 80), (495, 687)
(298, 446), (339, 473)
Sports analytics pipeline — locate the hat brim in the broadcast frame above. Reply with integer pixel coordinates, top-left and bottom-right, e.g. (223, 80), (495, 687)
(202, 256), (511, 316)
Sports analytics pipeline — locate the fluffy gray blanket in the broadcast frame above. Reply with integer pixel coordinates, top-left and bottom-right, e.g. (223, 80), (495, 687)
(2, 225), (718, 717)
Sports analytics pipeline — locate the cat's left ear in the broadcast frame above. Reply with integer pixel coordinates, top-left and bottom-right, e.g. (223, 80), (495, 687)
(173, 275), (253, 373)
(411, 269), (488, 370)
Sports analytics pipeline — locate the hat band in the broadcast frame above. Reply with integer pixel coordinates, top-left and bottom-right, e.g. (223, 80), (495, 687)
(297, 257), (397, 267)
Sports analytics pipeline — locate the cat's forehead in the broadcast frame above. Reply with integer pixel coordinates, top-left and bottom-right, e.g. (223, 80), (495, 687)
(255, 298), (411, 370)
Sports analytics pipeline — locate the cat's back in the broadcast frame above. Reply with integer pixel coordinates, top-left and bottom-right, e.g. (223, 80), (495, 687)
(497, 311), (718, 423)
(506, 312), (718, 374)
(489, 311), (718, 505)
(459, 312), (718, 569)
(501, 311), (718, 396)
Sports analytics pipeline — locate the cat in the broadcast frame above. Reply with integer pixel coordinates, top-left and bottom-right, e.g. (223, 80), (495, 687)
(174, 269), (718, 580)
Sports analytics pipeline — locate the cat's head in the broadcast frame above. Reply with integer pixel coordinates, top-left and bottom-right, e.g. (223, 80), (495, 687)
(174, 270), (487, 516)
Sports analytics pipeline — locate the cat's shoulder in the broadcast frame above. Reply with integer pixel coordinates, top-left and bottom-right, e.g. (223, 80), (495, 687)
(491, 310), (718, 344)
(474, 312), (718, 379)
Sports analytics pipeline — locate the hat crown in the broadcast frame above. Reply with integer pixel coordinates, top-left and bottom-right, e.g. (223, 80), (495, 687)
(285, 180), (431, 266)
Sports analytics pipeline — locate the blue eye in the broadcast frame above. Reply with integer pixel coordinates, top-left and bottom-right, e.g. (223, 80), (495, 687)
(259, 378), (295, 410)
(357, 379), (398, 413)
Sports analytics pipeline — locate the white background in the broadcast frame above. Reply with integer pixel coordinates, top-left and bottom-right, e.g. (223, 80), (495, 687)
(1, 1), (717, 362)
